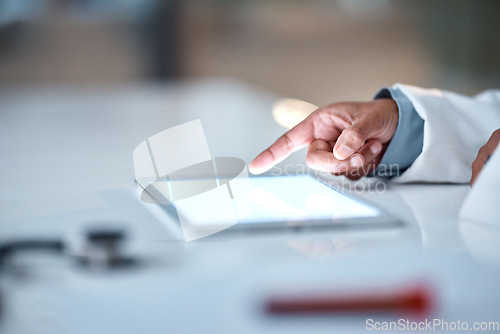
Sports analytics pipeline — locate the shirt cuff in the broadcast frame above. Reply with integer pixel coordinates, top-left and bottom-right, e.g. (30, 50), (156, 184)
(371, 87), (424, 178)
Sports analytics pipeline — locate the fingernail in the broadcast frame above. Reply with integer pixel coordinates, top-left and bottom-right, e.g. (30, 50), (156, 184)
(350, 155), (363, 168)
(335, 144), (353, 160)
(370, 142), (382, 155)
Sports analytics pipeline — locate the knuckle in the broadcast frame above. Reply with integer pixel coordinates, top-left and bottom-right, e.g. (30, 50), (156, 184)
(344, 128), (364, 144)
(336, 162), (349, 173)
(267, 147), (278, 162)
(491, 129), (500, 141)
(282, 134), (294, 152)
(471, 159), (483, 172)
(471, 159), (478, 168)
(477, 146), (488, 155)
(305, 154), (316, 168)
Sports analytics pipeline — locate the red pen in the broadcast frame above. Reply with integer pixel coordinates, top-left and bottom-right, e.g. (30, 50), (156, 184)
(265, 282), (435, 318)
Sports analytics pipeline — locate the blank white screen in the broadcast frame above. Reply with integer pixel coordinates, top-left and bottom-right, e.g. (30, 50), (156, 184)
(167, 175), (381, 225)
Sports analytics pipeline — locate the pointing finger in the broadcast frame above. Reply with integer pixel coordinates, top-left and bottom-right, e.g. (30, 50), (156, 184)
(249, 117), (315, 174)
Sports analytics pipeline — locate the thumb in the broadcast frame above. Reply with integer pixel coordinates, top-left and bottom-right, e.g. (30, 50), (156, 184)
(333, 118), (374, 160)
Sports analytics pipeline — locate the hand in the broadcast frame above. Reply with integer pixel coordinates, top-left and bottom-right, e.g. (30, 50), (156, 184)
(249, 99), (399, 179)
(471, 129), (500, 186)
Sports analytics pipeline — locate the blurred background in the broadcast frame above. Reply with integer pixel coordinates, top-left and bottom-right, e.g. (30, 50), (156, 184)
(0, 0), (499, 104)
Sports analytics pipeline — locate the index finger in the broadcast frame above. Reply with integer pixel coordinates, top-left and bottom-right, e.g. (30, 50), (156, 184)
(249, 118), (315, 174)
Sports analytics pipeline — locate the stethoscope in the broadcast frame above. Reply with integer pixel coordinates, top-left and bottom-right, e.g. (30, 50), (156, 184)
(0, 226), (139, 318)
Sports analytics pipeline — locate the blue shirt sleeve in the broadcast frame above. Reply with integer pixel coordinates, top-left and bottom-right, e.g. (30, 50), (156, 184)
(371, 87), (424, 178)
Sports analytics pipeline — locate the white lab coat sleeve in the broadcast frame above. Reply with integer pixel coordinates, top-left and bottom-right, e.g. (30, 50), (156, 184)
(390, 83), (500, 183)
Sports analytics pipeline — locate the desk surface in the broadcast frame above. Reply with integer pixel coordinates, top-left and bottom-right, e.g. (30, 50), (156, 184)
(1, 79), (499, 334)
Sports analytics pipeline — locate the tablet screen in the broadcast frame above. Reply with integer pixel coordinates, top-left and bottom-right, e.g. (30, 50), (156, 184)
(238, 175), (380, 223)
(160, 175), (382, 226)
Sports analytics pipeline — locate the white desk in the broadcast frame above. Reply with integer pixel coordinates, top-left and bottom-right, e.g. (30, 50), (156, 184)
(1, 79), (499, 334)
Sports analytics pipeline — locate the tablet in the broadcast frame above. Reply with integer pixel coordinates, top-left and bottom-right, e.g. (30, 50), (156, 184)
(139, 174), (401, 238)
